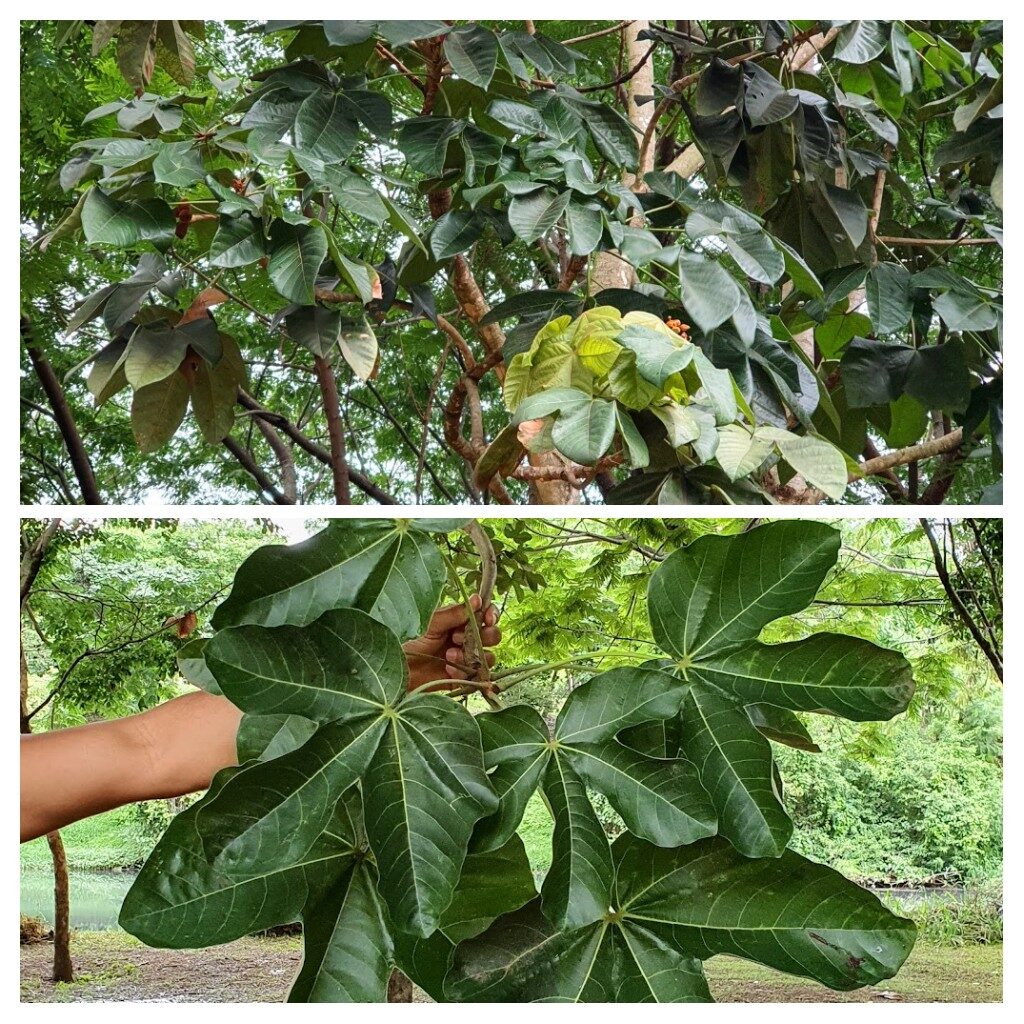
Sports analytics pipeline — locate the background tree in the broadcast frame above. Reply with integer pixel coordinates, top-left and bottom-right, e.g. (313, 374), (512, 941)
(20, 19), (1002, 505)
(19, 517), (275, 982)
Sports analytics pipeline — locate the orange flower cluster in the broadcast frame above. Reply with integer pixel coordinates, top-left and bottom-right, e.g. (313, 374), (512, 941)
(664, 317), (691, 339)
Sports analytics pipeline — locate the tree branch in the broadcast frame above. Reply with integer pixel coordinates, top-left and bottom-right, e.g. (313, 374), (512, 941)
(22, 316), (102, 504)
(313, 355), (351, 504)
(920, 518), (1002, 681)
(222, 436), (294, 504)
(857, 428), (964, 480)
(236, 391), (396, 504)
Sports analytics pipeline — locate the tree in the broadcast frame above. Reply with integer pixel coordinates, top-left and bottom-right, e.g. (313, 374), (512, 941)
(116, 517), (923, 1002)
(21, 20), (1002, 505)
(19, 517), (274, 984)
(20, 519), (72, 983)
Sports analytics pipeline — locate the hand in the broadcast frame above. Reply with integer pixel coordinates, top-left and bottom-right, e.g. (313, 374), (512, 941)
(403, 595), (501, 689)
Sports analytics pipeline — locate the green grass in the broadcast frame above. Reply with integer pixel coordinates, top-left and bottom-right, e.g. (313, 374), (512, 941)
(885, 884), (1003, 946)
(518, 791), (554, 873)
(705, 943), (1001, 1002)
(20, 808), (153, 872)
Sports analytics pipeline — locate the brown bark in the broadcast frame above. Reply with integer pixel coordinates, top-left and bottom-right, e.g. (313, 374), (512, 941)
(22, 317), (102, 504)
(313, 355), (351, 504)
(387, 969), (413, 1002)
(46, 832), (74, 982)
(236, 391), (396, 504)
(920, 519), (1003, 681)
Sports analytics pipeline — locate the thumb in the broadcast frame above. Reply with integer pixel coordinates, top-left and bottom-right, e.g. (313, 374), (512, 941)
(423, 601), (472, 637)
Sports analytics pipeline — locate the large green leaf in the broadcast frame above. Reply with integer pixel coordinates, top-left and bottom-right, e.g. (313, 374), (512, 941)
(616, 835), (916, 989)
(236, 712), (318, 762)
(289, 861), (393, 1002)
(645, 523), (914, 857)
(865, 262), (913, 335)
(474, 705), (551, 852)
(678, 259), (742, 333)
(120, 779), (359, 947)
(474, 665), (715, 928)
(206, 607), (404, 722)
(394, 834), (537, 998)
(693, 632), (916, 721)
(293, 89), (359, 163)
(449, 832), (914, 1001)
(555, 665), (690, 744)
(267, 222), (328, 304)
(681, 686), (792, 857)
(152, 140), (205, 186)
(513, 388), (616, 464)
(508, 188), (571, 244)
(615, 326), (695, 388)
(447, 898), (710, 1002)
(648, 521), (840, 660)
(840, 336), (972, 413)
(211, 519), (446, 641)
(834, 21), (889, 64)
(562, 741), (715, 849)
(362, 694), (498, 936)
(130, 371), (189, 453)
(444, 24), (499, 89)
(209, 214), (265, 268)
(206, 600), (496, 937)
(81, 188), (174, 247)
(541, 753), (615, 930)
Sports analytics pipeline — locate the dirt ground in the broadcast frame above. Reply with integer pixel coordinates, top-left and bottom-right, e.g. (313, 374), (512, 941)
(21, 931), (1002, 1003)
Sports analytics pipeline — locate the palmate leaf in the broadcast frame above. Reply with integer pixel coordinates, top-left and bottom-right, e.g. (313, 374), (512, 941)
(290, 860), (393, 1002)
(211, 518), (451, 641)
(616, 836), (916, 989)
(148, 605), (497, 941)
(120, 777), (361, 947)
(448, 834), (914, 1001)
(474, 665), (715, 930)
(446, 898), (711, 1002)
(646, 522), (915, 857)
(267, 222), (328, 304)
(362, 696), (498, 935)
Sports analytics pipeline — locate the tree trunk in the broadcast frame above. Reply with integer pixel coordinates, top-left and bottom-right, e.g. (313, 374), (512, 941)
(387, 968), (413, 1002)
(592, 20), (655, 293)
(46, 832), (74, 983)
(529, 22), (658, 504)
(20, 524), (73, 983)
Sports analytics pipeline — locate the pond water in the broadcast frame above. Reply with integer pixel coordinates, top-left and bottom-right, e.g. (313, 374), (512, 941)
(20, 866), (967, 933)
(21, 868), (137, 931)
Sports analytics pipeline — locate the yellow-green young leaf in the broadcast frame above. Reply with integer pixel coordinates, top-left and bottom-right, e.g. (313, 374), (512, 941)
(576, 333), (621, 375)
(715, 424), (772, 480)
(131, 371), (189, 453)
(565, 305), (623, 344)
(338, 319), (378, 381)
(760, 427), (848, 499)
(606, 350), (661, 410)
(503, 340), (576, 411)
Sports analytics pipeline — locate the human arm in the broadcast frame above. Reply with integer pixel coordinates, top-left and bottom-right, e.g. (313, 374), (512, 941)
(20, 690), (240, 843)
(21, 600), (501, 842)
